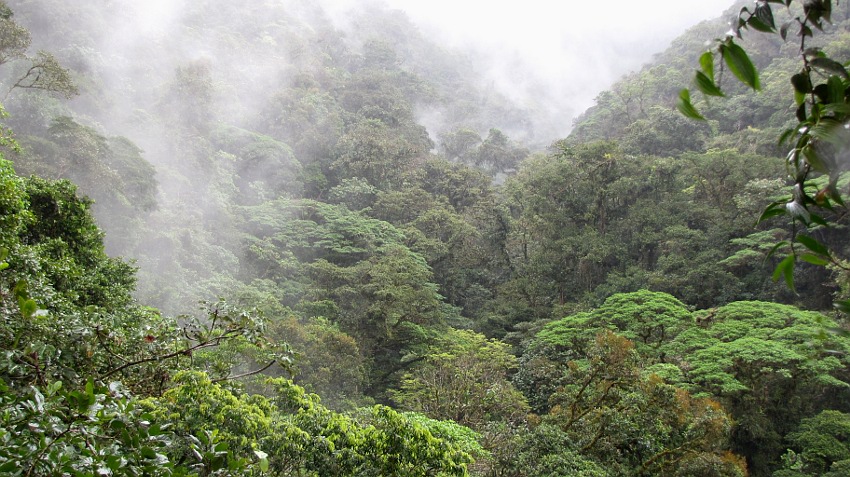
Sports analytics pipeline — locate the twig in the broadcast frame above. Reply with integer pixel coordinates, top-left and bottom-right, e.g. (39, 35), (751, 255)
(99, 328), (243, 380)
(211, 360), (277, 383)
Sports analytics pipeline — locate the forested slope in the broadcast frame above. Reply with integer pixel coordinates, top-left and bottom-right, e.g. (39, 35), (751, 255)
(1, 0), (849, 475)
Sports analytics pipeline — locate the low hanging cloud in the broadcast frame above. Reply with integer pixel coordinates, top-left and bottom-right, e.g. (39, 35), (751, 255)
(322, 0), (734, 142)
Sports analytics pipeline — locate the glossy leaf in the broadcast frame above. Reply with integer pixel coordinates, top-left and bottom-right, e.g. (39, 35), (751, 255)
(758, 202), (787, 223)
(823, 103), (850, 114)
(796, 234), (830, 256)
(695, 71), (724, 96)
(748, 16), (775, 33)
(802, 144), (831, 173)
(677, 89), (704, 120)
(721, 41), (761, 90)
(791, 72), (812, 94)
(755, 2), (776, 30)
(810, 57), (849, 79)
(826, 75), (845, 103)
(811, 118), (847, 146)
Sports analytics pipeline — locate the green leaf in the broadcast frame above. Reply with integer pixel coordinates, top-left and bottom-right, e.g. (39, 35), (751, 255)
(695, 71), (724, 96)
(721, 41), (761, 90)
(758, 202), (787, 223)
(755, 2), (776, 30)
(677, 89), (705, 120)
(778, 128), (797, 145)
(801, 143), (831, 173)
(835, 300), (850, 314)
(796, 234), (830, 256)
(826, 75), (845, 103)
(47, 380), (62, 396)
(796, 102), (808, 122)
(823, 102), (850, 114)
(809, 212), (828, 226)
(765, 240), (789, 260)
(810, 57), (849, 79)
(826, 182), (846, 207)
(699, 51), (714, 81)
(772, 254), (796, 291)
(748, 16), (774, 33)
(810, 118), (846, 146)
(799, 253), (829, 265)
(791, 72), (812, 94)
(780, 20), (792, 40)
(106, 456), (124, 471)
(19, 298), (37, 318)
(141, 447), (157, 459)
(255, 450), (270, 472)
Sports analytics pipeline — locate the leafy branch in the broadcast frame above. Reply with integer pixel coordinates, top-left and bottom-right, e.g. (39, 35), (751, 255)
(100, 301), (289, 383)
(680, 0), (849, 311)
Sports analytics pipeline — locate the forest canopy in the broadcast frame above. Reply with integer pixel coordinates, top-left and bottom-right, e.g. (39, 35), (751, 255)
(0, 0), (848, 476)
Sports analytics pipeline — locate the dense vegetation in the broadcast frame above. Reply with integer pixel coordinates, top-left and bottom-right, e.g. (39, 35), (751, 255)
(1, 0), (848, 475)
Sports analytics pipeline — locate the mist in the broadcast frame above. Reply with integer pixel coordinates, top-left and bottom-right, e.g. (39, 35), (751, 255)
(2, 0), (739, 313)
(322, 0), (735, 142)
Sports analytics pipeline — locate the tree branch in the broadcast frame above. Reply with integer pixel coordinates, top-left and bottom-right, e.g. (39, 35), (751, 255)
(99, 328), (244, 380)
(211, 360), (277, 383)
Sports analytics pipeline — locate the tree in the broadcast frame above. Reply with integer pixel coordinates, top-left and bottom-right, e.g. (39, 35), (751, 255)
(391, 328), (528, 430)
(0, 153), (286, 475)
(523, 292), (850, 476)
(661, 300), (850, 475)
(332, 118), (427, 190)
(14, 116), (159, 254)
(543, 331), (744, 477)
(0, 2), (76, 100)
(776, 410), (850, 476)
(240, 198), (455, 399)
(146, 372), (476, 476)
(679, 0), (850, 311)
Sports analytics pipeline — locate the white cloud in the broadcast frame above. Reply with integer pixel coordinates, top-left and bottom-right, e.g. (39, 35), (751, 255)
(345, 0), (735, 139)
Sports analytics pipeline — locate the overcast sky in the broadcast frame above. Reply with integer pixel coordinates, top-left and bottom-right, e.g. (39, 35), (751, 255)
(325, 0), (736, 139)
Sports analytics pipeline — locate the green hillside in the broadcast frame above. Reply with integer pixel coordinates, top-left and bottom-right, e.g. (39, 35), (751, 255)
(1, 0), (848, 475)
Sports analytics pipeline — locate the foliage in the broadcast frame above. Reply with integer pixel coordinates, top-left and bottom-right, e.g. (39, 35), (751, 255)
(544, 331), (743, 476)
(266, 314), (366, 410)
(525, 293), (850, 476)
(493, 423), (609, 477)
(147, 372), (475, 476)
(391, 328), (528, 430)
(0, 150), (474, 476)
(0, 378), (183, 477)
(680, 0), (850, 310)
(240, 198), (456, 393)
(662, 300), (850, 475)
(509, 329), (744, 476)
(5, 0), (850, 475)
(775, 410), (850, 476)
(0, 1), (77, 99)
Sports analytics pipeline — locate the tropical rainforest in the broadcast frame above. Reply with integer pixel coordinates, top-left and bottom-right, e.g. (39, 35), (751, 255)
(0, 0), (849, 475)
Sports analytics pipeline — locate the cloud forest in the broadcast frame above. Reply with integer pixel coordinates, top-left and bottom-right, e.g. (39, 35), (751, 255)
(0, 1), (848, 476)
